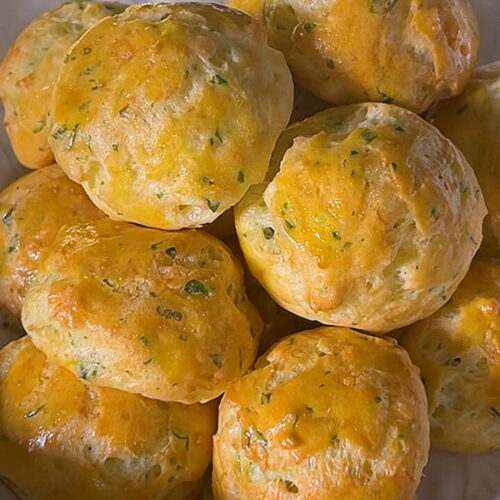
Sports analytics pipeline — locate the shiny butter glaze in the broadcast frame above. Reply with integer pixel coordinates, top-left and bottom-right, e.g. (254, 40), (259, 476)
(0, 337), (216, 500)
(213, 327), (429, 500)
(21, 219), (262, 404)
(235, 103), (486, 332)
(49, 3), (293, 230)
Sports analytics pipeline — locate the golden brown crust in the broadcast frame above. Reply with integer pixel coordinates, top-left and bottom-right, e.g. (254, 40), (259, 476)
(400, 260), (500, 453)
(213, 327), (429, 499)
(262, 0), (478, 112)
(426, 62), (500, 258)
(0, 164), (104, 317)
(0, 337), (216, 500)
(22, 219), (262, 404)
(0, 2), (125, 168)
(235, 103), (487, 332)
(49, 2), (293, 230)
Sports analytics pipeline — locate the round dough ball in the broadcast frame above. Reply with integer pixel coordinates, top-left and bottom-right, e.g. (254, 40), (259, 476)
(0, 164), (104, 317)
(0, 2), (125, 169)
(213, 327), (429, 500)
(235, 103), (487, 332)
(426, 62), (500, 258)
(400, 260), (500, 453)
(22, 219), (262, 404)
(49, 2), (293, 230)
(262, 0), (478, 112)
(0, 337), (216, 500)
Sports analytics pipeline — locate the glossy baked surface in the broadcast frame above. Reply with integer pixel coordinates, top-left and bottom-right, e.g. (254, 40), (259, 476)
(235, 103), (486, 332)
(0, 164), (104, 317)
(22, 219), (262, 404)
(49, 2), (293, 230)
(0, 1), (124, 168)
(400, 260), (500, 453)
(213, 327), (429, 499)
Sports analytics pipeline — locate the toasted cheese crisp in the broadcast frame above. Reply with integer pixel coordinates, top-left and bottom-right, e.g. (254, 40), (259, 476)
(400, 260), (500, 453)
(213, 327), (429, 500)
(22, 219), (262, 404)
(261, 0), (478, 112)
(0, 2), (125, 168)
(49, 2), (293, 230)
(0, 337), (216, 500)
(427, 62), (500, 257)
(235, 103), (486, 332)
(0, 164), (104, 317)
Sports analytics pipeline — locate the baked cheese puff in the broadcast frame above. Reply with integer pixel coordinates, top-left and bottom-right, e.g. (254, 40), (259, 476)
(0, 337), (216, 500)
(0, 2), (125, 169)
(235, 103), (487, 332)
(400, 260), (500, 453)
(0, 164), (104, 317)
(213, 327), (429, 500)
(49, 3), (293, 231)
(21, 219), (262, 404)
(262, 0), (478, 113)
(426, 62), (500, 258)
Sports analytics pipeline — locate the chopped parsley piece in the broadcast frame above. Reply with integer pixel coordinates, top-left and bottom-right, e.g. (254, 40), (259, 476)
(446, 357), (461, 367)
(143, 358), (153, 365)
(83, 47), (92, 55)
(325, 58), (335, 70)
(210, 74), (228, 85)
(67, 124), (79, 149)
(155, 191), (165, 199)
(374, 395), (382, 403)
(261, 392), (272, 404)
(350, 150), (358, 156)
(2, 208), (14, 227)
(215, 128), (223, 143)
(112, 143), (119, 151)
(151, 241), (166, 250)
(80, 365), (91, 379)
(139, 336), (149, 346)
(391, 162), (398, 170)
(490, 407), (500, 418)
(202, 177), (215, 185)
(32, 118), (46, 134)
(166, 247), (176, 259)
(361, 129), (377, 144)
(52, 125), (67, 140)
(206, 199), (220, 212)
(263, 227), (275, 239)
(184, 279), (209, 296)
(282, 480), (299, 494)
(285, 220), (295, 230)
(255, 430), (268, 447)
(119, 106), (129, 118)
(173, 431), (190, 450)
(378, 88), (394, 103)
(332, 231), (341, 240)
(394, 125), (405, 132)
(370, 0), (399, 14)
(102, 277), (115, 288)
(210, 353), (222, 368)
(430, 207), (439, 220)
(237, 170), (245, 183)
(303, 23), (317, 31)
(24, 404), (46, 418)
(156, 306), (183, 321)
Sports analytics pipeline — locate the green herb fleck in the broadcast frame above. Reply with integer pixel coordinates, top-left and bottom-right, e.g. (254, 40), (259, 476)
(184, 280), (209, 296)
(394, 125), (405, 132)
(173, 431), (190, 450)
(210, 353), (222, 368)
(261, 392), (272, 404)
(374, 395), (382, 403)
(2, 208), (14, 227)
(255, 430), (268, 447)
(490, 407), (500, 418)
(119, 106), (129, 118)
(446, 357), (461, 367)
(202, 177), (215, 185)
(263, 227), (275, 239)
(332, 231), (341, 240)
(32, 118), (46, 134)
(206, 199), (220, 212)
(112, 143), (119, 151)
(155, 191), (165, 199)
(210, 74), (228, 85)
(67, 124), (79, 149)
(350, 150), (358, 156)
(370, 0), (399, 14)
(139, 336), (149, 346)
(361, 129), (377, 144)
(102, 277), (115, 288)
(143, 358), (153, 366)
(430, 207), (439, 220)
(285, 220), (295, 230)
(80, 365), (91, 379)
(52, 125), (67, 140)
(166, 247), (176, 259)
(24, 404), (46, 418)
(215, 128), (223, 143)
(237, 170), (245, 183)
(83, 47), (92, 55)
(325, 58), (335, 70)
(151, 241), (166, 250)
(391, 162), (398, 170)
(303, 23), (317, 31)
(282, 480), (299, 493)
(156, 306), (183, 321)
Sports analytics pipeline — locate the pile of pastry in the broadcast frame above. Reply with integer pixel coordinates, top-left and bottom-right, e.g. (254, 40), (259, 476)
(0, 1), (498, 499)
